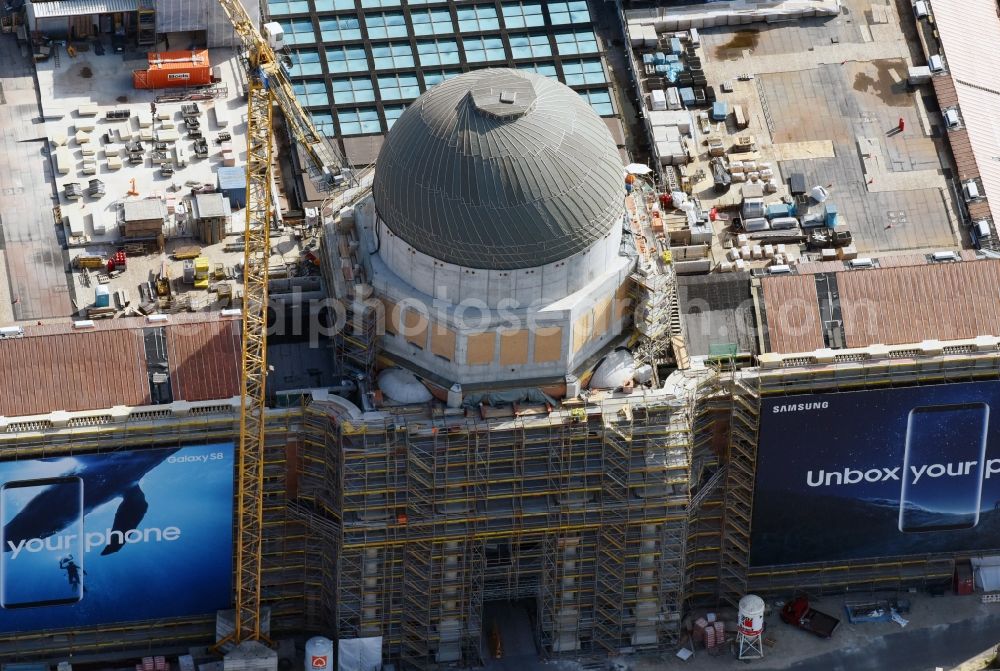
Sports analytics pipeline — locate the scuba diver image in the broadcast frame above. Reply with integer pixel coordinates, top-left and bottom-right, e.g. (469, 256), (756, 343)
(58, 555), (85, 591)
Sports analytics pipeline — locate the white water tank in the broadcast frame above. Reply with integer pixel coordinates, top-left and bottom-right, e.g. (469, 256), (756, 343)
(737, 595), (765, 636)
(305, 637), (334, 671)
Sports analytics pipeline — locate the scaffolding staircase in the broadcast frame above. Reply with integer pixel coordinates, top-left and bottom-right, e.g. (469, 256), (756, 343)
(717, 372), (761, 607)
(335, 291), (378, 385)
(137, 0), (156, 46)
(594, 411), (633, 652)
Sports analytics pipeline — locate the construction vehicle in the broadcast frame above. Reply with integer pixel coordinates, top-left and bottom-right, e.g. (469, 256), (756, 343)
(780, 596), (840, 638)
(155, 260), (171, 297)
(213, 0), (347, 646)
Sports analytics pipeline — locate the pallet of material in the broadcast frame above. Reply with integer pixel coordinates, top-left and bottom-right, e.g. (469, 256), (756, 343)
(87, 306), (116, 319)
(156, 129), (179, 143)
(173, 245), (202, 259)
(77, 102), (99, 117)
(55, 146), (72, 174)
(76, 120), (96, 132)
(747, 230), (805, 243)
(106, 155), (123, 170)
(210, 105), (228, 128)
(137, 112), (153, 128)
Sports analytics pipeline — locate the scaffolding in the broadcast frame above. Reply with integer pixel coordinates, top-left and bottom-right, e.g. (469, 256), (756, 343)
(137, 0), (156, 46)
(717, 371), (761, 608)
(291, 388), (697, 666)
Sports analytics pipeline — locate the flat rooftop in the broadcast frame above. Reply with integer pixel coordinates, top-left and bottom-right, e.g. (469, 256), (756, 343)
(0, 36), (311, 323)
(626, 0), (965, 277)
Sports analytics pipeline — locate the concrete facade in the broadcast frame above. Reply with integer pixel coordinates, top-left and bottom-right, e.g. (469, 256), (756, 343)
(355, 196), (634, 385)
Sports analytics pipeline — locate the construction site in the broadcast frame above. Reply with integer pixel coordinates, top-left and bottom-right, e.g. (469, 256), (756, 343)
(3, 0), (1000, 670)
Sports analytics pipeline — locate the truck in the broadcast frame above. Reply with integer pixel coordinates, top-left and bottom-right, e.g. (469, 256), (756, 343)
(780, 596), (840, 638)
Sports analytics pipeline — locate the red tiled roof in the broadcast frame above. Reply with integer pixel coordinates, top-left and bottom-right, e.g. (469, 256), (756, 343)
(0, 327), (149, 417)
(760, 274), (825, 353)
(760, 258), (1000, 353)
(0, 314), (241, 418)
(167, 319), (242, 402)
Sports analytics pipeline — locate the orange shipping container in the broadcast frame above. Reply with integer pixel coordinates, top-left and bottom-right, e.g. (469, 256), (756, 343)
(133, 49), (212, 90)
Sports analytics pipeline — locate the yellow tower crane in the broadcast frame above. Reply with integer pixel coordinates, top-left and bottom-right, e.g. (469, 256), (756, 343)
(213, 0), (345, 646)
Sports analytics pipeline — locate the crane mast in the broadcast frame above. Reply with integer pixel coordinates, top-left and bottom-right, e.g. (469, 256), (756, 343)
(213, 0), (344, 646)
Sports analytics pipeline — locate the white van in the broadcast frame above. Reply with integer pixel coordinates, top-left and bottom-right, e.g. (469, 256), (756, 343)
(913, 1), (929, 20)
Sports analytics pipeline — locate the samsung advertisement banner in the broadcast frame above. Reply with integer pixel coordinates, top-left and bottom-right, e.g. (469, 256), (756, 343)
(0, 443), (234, 632)
(751, 381), (1000, 567)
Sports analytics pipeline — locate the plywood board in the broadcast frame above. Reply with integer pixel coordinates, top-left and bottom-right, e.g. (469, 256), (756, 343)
(430, 323), (457, 361)
(771, 140), (835, 161)
(403, 307), (428, 348)
(573, 311), (593, 354)
(499, 329), (529, 366)
(466, 332), (496, 366)
(383, 299), (399, 335)
(533, 326), (563, 364)
(593, 297), (612, 337)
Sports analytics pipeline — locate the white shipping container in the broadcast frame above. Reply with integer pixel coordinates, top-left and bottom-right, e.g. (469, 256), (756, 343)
(666, 87), (682, 110)
(651, 89), (667, 111)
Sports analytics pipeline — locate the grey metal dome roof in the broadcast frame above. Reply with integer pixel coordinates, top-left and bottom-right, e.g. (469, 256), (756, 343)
(372, 68), (624, 271)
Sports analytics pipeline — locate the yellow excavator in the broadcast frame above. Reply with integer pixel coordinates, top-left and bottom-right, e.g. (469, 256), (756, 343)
(213, 0), (345, 646)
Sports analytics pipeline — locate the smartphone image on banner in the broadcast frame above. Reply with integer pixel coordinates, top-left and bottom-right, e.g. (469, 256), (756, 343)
(0, 476), (85, 609)
(899, 403), (990, 533)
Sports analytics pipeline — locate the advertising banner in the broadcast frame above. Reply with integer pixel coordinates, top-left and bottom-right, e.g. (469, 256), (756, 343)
(0, 443), (234, 632)
(751, 381), (1000, 566)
